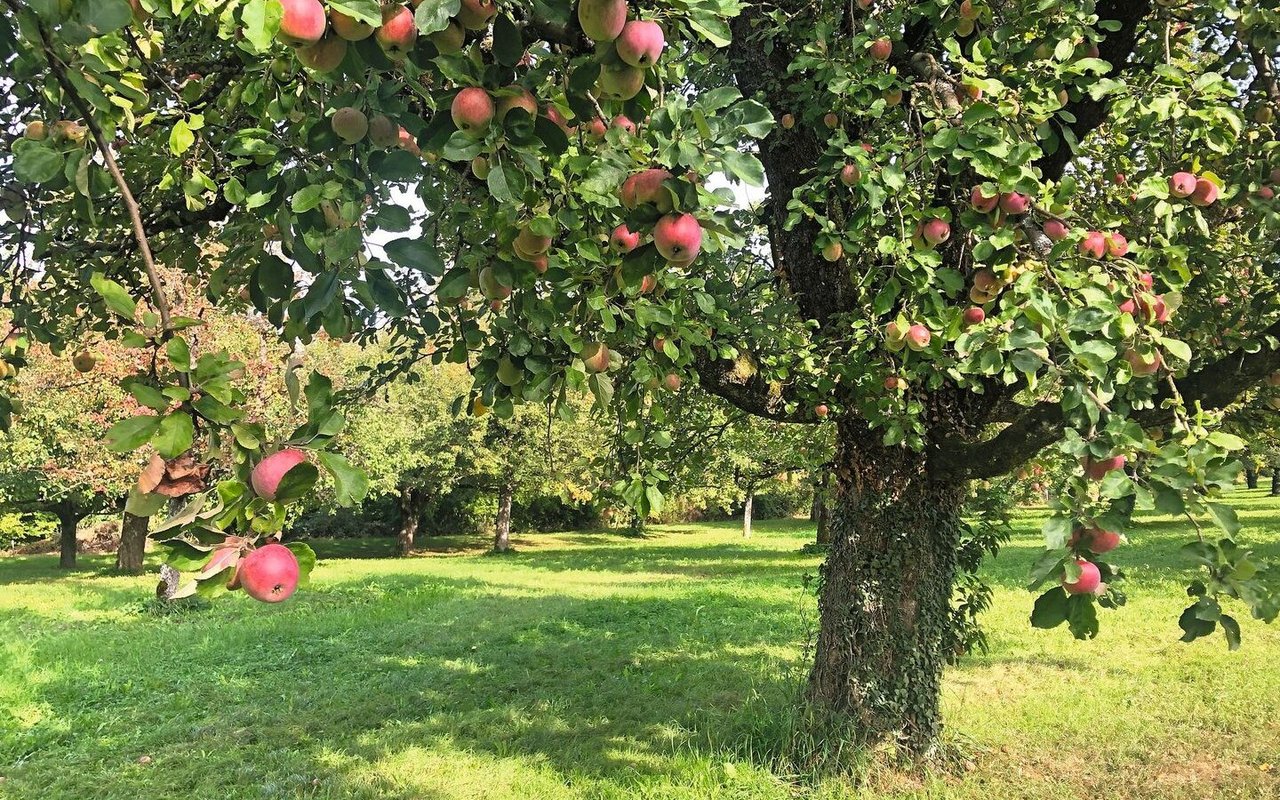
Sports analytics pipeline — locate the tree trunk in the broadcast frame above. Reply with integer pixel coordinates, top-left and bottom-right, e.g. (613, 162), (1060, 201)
(806, 429), (964, 756)
(1244, 461), (1258, 490)
(115, 510), (149, 574)
(742, 490), (754, 539)
(1272, 465), (1280, 496)
(493, 480), (514, 553)
(57, 506), (78, 569)
(396, 484), (420, 556)
(815, 470), (832, 545)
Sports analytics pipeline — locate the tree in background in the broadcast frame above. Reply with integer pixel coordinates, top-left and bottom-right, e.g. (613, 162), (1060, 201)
(6, 0), (1280, 757)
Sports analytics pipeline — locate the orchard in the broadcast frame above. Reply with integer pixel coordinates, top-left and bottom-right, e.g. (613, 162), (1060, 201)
(3, 0), (1280, 760)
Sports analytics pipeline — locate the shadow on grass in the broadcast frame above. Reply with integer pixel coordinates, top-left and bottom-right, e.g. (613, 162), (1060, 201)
(4, 570), (811, 799)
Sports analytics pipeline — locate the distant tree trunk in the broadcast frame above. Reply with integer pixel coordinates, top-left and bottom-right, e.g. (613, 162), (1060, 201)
(1244, 461), (1258, 490)
(1272, 465), (1280, 496)
(493, 480), (514, 553)
(57, 505), (78, 569)
(815, 471), (831, 545)
(115, 510), (149, 574)
(742, 489), (754, 538)
(396, 484), (422, 556)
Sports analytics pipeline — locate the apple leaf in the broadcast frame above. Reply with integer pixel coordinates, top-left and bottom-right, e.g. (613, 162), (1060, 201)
(328, 0), (381, 25)
(153, 412), (195, 459)
(317, 451), (370, 507)
(414, 0), (461, 35)
(90, 272), (138, 319)
(125, 488), (167, 518)
(12, 141), (64, 184)
(273, 462), (320, 504)
(1065, 594), (1099, 640)
(1029, 587), (1068, 629)
(239, 0), (282, 53)
(73, 0), (131, 35)
(106, 415), (162, 452)
(493, 15), (523, 67)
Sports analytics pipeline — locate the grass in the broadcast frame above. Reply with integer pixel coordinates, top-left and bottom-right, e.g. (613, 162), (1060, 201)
(1, 491), (1279, 799)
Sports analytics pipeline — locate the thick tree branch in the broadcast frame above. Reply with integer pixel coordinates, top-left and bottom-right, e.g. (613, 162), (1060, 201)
(934, 321), (1280, 480)
(693, 350), (816, 424)
(1036, 0), (1153, 181)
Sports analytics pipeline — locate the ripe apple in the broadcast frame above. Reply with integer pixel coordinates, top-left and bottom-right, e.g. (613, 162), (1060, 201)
(869, 38), (892, 61)
(581, 342), (611, 373)
(970, 185), (999, 213)
(620, 168), (674, 210)
(616, 20), (666, 67)
(544, 106), (574, 133)
(452, 87), (494, 137)
(1104, 232), (1128, 259)
(781, 113), (795, 129)
(239, 543), (300, 603)
(395, 126), (420, 156)
(1257, 186), (1275, 200)
(251, 448), (308, 500)
(277, 0), (326, 47)
(1124, 348), (1162, 376)
(330, 9), (373, 41)
(653, 214), (703, 262)
(578, 0), (628, 42)
(331, 107), (368, 144)
(376, 5), (416, 56)
(429, 20), (465, 53)
(963, 306), (985, 326)
(610, 224), (640, 253)
(906, 324), (931, 351)
(999, 192), (1030, 215)
(1189, 178), (1218, 207)
(884, 375), (902, 390)
(921, 218), (951, 246)
(1078, 230), (1106, 259)
(652, 336), (667, 354)
(72, 350), (97, 373)
(479, 267), (512, 300)
(1118, 298), (1137, 315)
(1062, 559), (1101, 595)
(1043, 220), (1069, 241)
(839, 163), (861, 186)
(973, 268), (1004, 294)
(23, 120), (47, 141)
(662, 373), (682, 391)
(597, 63), (647, 100)
(1074, 526), (1121, 554)
(297, 36), (347, 71)
(495, 86), (538, 122)
(822, 241), (843, 262)
(815, 404), (829, 418)
(959, 0), (979, 19)
(456, 0), (497, 30)
(611, 115), (637, 135)
(1168, 171), (1197, 198)
(884, 88), (903, 106)
(1083, 454), (1125, 481)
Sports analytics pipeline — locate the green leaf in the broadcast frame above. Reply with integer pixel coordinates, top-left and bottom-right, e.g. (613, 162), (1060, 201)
(106, 415), (162, 452)
(239, 0), (282, 52)
(272, 461), (319, 504)
(492, 15), (522, 66)
(286, 542), (318, 588)
(12, 141), (64, 184)
(317, 451), (370, 507)
(166, 337), (191, 371)
(170, 119), (195, 155)
(153, 412), (195, 458)
(414, 0), (461, 34)
(193, 395), (244, 424)
(1178, 602), (1218, 642)
(125, 488), (167, 517)
(1206, 503), (1240, 536)
(90, 272), (138, 319)
(1030, 587), (1068, 629)
(328, 0), (381, 25)
(384, 238), (444, 274)
(74, 0), (131, 34)
(721, 150), (765, 186)
(1065, 594), (1099, 639)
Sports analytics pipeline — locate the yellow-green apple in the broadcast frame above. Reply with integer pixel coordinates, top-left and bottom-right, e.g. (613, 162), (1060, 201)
(297, 36), (347, 70)
(885, 321), (907, 351)
(577, 0), (627, 42)
(479, 267), (512, 300)
(330, 8), (373, 40)
(331, 107), (368, 143)
(597, 63), (646, 100)
(72, 350), (97, 373)
(367, 115), (398, 148)
(581, 342), (611, 373)
(23, 121), (46, 141)
(823, 112), (839, 128)
(513, 225), (552, 259)
(430, 20), (465, 53)
(457, 0), (497, 29)
(822, 242), (843, 261)
(781, 113), (795, 129)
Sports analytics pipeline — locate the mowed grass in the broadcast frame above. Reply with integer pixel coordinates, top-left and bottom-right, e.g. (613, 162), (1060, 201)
(2, 493), (1280, 799)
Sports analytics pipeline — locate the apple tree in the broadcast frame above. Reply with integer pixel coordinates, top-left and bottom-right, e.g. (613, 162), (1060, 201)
(5, 0), (1280, 754)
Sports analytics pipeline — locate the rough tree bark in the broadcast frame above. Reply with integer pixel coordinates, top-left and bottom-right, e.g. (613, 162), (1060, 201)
(742, 489), (754, 539)
(807, 425), (965, 754)
(115, 510), (149, 574)
(396, 484), (424, 556)
(815, 471), (832, 545)
(1244, 461), (1259, 490)
(57, 504), (78, 569)
(493, 479), (514, 553)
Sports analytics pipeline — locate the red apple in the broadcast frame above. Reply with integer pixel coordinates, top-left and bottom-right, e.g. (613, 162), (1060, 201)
(1043, 220), (1069, 241)
(1084, 454), (1126, 481)
(277, 0), (326, 47)
(963, 306), (985, 326)
(1104, 231), (1128, 259)
(1256, 186), (1275, 200)
(581, 342), (611, 373)
(1078, 230), (1106, 259)
(577, 0), (628, 42)
(451, 87), (494, 137)
(1169, 171), (1197, 198)
(662, 373), (682, 391)
(921, 218), (951, 246)
(239, 543), (300, 603)
(999, 192), (1030, 215)
(616, 20), (665, 67)
(906, 324), (931, 351)
(609, 224), (641, 253)
(1189, 178), (1218, 207)
(611, 115), (637, 135)
(840, 163), (861, 186)
(375, 5), (417, 56)
(620, 168), (674, 210)
(815, 404), (829, 418)
(1062, 559), (1101, 595)
(1125, 348), (1162, 376)
(251, 448), (308, 500)
(970, 186), (999, 213)
(653, 213), (703, 263)
(495, 86), (538, 123)
(869, 38), (892, 61)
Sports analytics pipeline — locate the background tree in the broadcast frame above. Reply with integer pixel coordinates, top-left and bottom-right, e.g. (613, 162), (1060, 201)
(5, 0), (1280, 759)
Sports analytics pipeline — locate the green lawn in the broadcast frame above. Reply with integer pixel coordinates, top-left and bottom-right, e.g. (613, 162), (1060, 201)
(2, 492), (1279, 799)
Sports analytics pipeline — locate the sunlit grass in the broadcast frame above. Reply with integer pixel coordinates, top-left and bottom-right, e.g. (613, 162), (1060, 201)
(1, 491), (1278, 798)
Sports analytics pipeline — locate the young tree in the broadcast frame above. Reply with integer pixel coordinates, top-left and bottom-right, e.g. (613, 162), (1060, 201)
(5, 0), (1280, 755)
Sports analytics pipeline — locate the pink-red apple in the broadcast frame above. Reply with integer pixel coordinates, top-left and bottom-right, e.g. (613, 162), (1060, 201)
(581, 342), (611, 373)
(999, 192), (1030, 215)
(610, 224), (640, 253)
(970, 186), (999, 213)
(616, 20), (665, 67)
(1043, 220), (1069, 241)
(906, 324), (931, 351)
(1062, 559), (1101, 595)
(1189, 178), (1218, 207)
(452, 87), (494, 137)
(653, 214), (703, 262)
(277, 0), (326, 47)
(921, 218), (951, 246)
(252, 448), (308, 500)
(239, 543), (300, 603)
(578, 0), (628, 42)
(620, 168), (674, 210)
(376, 5), (417, 56)
(869, 38), (892, 61)
(1079, 230), (1106, 259)
(1168, 171), (1197, 198)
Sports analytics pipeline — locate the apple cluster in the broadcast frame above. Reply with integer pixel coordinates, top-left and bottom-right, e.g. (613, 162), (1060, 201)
(579, 0), (667, 101)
